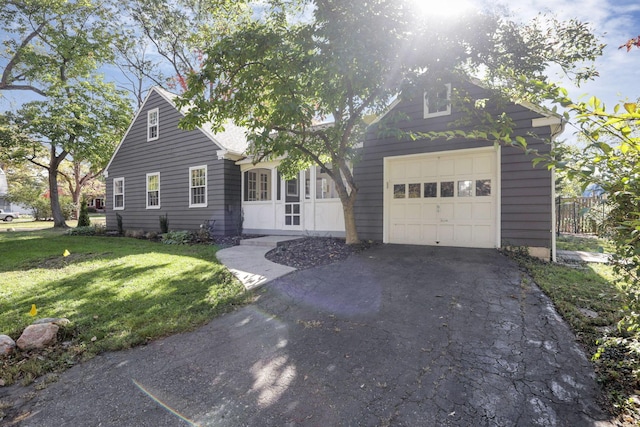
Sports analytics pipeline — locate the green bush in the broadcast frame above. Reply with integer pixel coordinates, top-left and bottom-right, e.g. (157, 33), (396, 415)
(77, 197), (91, 227)
(162, 230), (192, 245)
(159, 214), (169, 233)
(67, 224), (106, 236)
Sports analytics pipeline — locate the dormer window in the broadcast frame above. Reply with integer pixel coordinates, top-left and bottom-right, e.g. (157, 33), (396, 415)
(424, 83), (451, 118)
(147, 108), (159, 141)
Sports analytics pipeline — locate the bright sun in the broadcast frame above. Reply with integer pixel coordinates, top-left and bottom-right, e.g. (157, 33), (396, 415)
(410, 0), (477, 17)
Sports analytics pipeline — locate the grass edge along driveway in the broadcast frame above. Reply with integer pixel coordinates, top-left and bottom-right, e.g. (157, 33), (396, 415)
(0, 229), (251, 387)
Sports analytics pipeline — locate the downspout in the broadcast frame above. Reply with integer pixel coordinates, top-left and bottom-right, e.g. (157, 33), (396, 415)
(549, 120), (566, 263)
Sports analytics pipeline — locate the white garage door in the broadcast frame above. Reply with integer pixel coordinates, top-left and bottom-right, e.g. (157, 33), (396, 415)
(385, 148), (498, 248)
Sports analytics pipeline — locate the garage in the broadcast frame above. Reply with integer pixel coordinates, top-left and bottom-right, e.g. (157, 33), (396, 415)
(384, 147), (499, 248)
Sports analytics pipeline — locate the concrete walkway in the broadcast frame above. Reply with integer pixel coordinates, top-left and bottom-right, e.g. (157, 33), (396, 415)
(216, 236), (301, 290)
(557, 250), (611, 264)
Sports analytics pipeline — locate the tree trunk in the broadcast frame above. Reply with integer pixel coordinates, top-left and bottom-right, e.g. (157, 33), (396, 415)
(48, 148), (67, 228)
(340, 192), (360, 245)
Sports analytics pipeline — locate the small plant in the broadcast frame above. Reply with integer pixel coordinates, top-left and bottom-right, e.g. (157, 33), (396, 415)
(159, 214), (169, 233)
(77, 196), (91, 227)
(125, 229), (146, 239)
(162, 230), (192, 245)
(67, 226), (96, 236)
(145, 231), (159, 240)
(116, 213), (123, 235)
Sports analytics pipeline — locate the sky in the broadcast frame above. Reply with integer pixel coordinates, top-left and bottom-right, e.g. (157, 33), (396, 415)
(2, 0), (640, 145)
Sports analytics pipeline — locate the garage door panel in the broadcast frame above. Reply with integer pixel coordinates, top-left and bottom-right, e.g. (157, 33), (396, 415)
(406, 204), (421, 220)
(387, 149), (497, 248)
(455, 202), (473, 220)
(474, 203), (493, 220)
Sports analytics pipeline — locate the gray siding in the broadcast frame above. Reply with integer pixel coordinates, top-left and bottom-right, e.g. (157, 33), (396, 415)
(105, 90), (241, 235)
(355, 80), (554, 249)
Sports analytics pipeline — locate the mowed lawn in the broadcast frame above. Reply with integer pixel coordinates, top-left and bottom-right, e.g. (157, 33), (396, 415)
(0, 229), (250, 385)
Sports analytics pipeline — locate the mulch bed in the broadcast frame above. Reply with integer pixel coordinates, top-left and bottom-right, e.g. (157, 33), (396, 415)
(264, 237), (379, 270)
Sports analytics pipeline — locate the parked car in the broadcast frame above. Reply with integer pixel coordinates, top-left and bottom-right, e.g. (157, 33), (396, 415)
(0, 209), (20, 222)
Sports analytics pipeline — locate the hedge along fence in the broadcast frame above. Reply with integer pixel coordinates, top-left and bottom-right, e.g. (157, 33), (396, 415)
(556, 196), (609, 235)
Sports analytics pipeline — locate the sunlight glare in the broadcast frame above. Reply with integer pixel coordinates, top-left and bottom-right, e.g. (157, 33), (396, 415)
(410, 0), (476, 17)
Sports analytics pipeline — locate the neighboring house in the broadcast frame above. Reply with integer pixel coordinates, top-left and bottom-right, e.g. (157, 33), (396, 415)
(0, 167), (30, 214)
(103, 87), (248, 235)
(106, 81), (562, 261)
(0, 168), (10, 211)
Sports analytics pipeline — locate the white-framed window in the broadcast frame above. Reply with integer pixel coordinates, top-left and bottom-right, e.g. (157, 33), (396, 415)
(244, 168), (271, 201)
(146, 172), (160, 209)
(424, 83), (451, 118)
(189, 165), (207, 207)
(147, 108), (159, 141)
(113, 177), (124, 210)
(315, 166), (339, 199)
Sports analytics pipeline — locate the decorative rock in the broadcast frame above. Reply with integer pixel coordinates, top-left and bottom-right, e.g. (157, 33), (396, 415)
(32, 317), (70, 326)
(16, 323), (59, 350)
(0, 334), (16, 356)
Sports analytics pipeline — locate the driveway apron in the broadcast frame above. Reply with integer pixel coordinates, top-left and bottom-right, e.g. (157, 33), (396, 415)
(9, 245), (613, 426)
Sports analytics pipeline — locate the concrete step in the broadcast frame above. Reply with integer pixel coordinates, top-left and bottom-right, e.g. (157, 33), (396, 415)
(239, 236), (304, 248)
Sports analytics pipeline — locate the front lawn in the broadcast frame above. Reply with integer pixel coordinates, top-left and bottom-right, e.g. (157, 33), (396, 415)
(515, 252), (640, 422)
(0, 229), (250, 386)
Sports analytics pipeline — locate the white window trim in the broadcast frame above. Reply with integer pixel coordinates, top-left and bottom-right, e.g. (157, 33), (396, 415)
(245, 168), (272, 202)
(146, 172), (161, 209)
(424, 83), (452, 119)
(189, 165), (208, 208)
(113, 177), (125, 210)
(147, 108), (159, 141)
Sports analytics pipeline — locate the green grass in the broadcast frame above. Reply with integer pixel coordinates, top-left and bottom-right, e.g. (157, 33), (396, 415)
(514, 251), (640, 419)
(0, 215), (106, 231)
(557, 233), (615, 253)
(0, 229), (250, 386)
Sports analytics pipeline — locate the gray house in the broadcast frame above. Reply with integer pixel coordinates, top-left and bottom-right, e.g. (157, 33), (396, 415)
(354, 80), (562, 261)
(106, 81), (561, 260)
(104, 87), (248, 235)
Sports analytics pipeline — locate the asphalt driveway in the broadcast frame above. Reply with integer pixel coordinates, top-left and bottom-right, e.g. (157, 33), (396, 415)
(8, 245), (613, 426)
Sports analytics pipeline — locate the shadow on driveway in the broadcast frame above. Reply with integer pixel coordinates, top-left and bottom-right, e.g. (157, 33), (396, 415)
(9, 245), (614, 426)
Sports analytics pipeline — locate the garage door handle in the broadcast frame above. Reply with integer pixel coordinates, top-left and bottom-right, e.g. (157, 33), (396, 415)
(440, 219), (448, 223)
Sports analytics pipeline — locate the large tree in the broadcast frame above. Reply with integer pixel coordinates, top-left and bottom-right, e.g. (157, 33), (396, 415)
(0, 79), (131, 227)
(0, 0), (132, 227)
(179, 0), (603, 244)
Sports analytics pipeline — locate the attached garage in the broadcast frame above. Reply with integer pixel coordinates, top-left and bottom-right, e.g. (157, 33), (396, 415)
(355, 79), (562, 261)
(385, 147), (498, 248)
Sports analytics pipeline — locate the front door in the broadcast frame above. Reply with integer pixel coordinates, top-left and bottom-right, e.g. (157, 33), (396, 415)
(284, 176), (302, 228)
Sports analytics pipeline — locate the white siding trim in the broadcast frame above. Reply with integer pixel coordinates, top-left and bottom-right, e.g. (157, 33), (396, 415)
(189, 165), (208, 208)
(146, 172), (161, 209)
(113, 177), (125, 210)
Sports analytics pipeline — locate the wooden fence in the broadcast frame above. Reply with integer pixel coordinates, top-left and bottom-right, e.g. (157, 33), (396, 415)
(556, 196), (608, 235)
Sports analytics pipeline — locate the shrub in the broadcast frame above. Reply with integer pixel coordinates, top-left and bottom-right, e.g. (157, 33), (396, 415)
(66, 224), (107, 236)
(125, 229), (146, 239)
(145, 231), (159, 240)
(116, 213), (123, 235)
(159, 214), (169, 233)
(162, 230), (192, 245)
(77, 197), (91, 227)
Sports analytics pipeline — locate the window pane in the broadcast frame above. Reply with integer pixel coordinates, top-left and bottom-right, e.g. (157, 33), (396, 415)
(441, 181), (454, 197)
(287, 179), (298, 196)
(315, 167), (339, 199)
(394, 184), (406, 199)
(408, 183), (421, 198)
(114, 195), (123, 208)
(423, 182), (437, 198)
(458, 180), (473, 197)
(476, 179), (491, 196)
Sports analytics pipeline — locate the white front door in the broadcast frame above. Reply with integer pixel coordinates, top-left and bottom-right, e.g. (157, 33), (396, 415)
(385, 148), (498, 248)
(283, 175), (302, 229)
